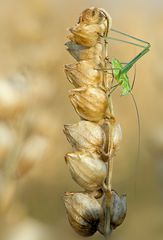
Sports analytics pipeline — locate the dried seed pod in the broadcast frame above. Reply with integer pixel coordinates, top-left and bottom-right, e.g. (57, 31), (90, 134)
(65, 60), (102, 87)
(79, 7), (112, 30)
(64, 120), (106, 152)
(65, 151), (107, 191)
(101, 121), (122, 158)
(64, 192), (103, 236)
(68, 24), (103, 47)
(98, 190), (127, 234)
(79, 7), (106, 24)
(110, 190), (127, 229)
(69, 87), (108, 122)
(65, 41), (103, 64)
(112, 124), (122, 151)
(68, 7), (112, 47)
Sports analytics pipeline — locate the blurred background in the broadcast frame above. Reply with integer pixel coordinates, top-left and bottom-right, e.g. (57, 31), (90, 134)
(0, 0), (162, 239)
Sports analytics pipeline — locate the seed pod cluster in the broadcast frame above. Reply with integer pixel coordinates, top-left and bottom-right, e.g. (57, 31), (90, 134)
(64, 7), (126, 237)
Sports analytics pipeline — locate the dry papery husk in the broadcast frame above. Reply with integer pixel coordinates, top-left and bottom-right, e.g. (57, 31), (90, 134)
(63, 6), (127, 239)
(64, 192), (103, 237)
(64, 120), (106, 153)
(65, 60), (102, 88)
(65, 150), (106, 191)
(65, 41), (103, 64)
(68, 7), (112, 47)
(64, 190), (126, 237)
(98, 190), (127, 234)
(69, 86), (108, 122)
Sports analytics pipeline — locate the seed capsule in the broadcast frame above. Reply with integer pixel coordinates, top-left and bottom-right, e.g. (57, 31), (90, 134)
(65, 41), (103, 64)
(112, 124), (122, 146)
(68, 24), (103, 47)
(79, 7), (112, 30)
(64, 192), (103, 236)
(101, 122), (122, 158)
(110, 190), (127, 229)
(69, 87), (108, 122)
(112, 124), (122, 151)
(65, 60), (102, 87)
(98, 190), (127, 234)
(65, 151), (107, 191)
(68, 8), (112, 47)
(64, 120), (106, 152)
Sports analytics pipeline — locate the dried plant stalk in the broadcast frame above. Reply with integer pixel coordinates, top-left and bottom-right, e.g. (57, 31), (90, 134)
(64, 7), (126, 239)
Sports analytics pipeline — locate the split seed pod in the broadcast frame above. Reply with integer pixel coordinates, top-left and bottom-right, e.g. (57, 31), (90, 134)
(65, 60), (102, 87)
(64, 192), (103, 236)
(69, 87), (108, 122)
(65, 151), (107, 191)
(64, 120), (106, 152)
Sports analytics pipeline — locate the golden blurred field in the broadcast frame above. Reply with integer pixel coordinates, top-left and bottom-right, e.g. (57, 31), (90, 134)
(0, 0), (162, 240)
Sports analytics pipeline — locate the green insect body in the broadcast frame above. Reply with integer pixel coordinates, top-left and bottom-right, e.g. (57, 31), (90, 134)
(105, 28), (151, 96)
(111, 58), (131, 96)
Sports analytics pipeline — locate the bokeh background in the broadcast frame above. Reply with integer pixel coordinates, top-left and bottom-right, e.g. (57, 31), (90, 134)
(0, 0), (162, 239)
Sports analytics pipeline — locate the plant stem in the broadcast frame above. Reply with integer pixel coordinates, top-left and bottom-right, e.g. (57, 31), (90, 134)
(103, 31), (115, 239)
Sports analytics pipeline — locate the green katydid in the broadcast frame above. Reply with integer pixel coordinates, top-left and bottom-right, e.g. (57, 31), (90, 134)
(100, 28), (151, 238)
(103, 28), (151, 196)
(104, 28), (151, 95)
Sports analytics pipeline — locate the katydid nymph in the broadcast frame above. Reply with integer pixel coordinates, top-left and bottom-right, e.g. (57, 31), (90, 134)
(106, 28), (151, 95)
(103, 28), (151, 194)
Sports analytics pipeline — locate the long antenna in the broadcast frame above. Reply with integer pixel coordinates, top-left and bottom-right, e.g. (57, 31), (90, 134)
(106, 37), (145, 49)
(130, 65), (141, 198)
(108, 28), (151, 75)
(111, 28), (150, 45)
